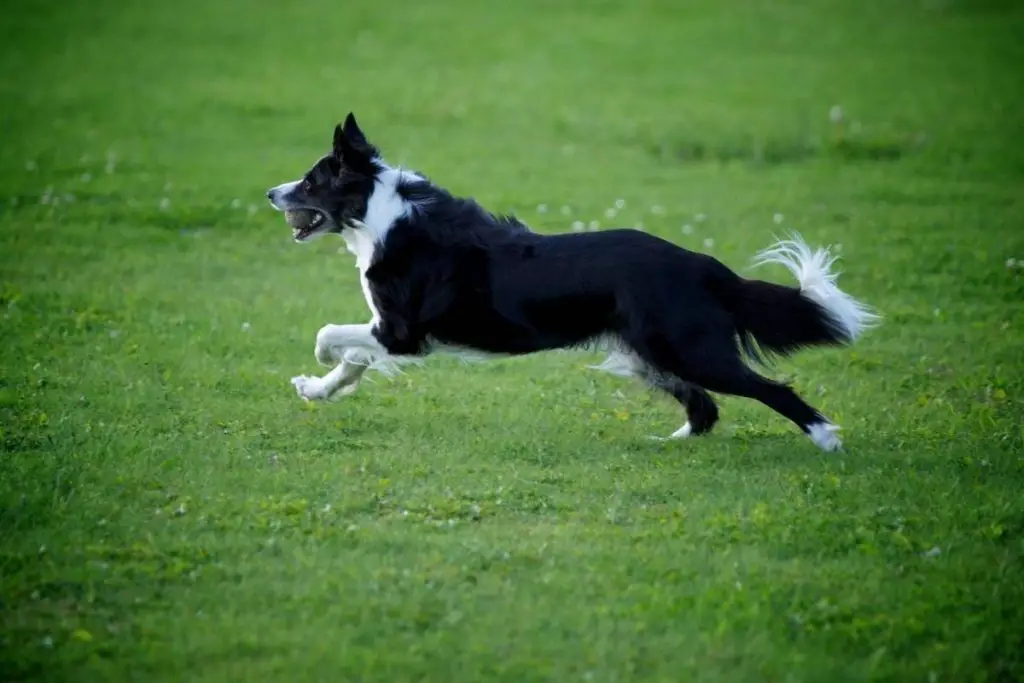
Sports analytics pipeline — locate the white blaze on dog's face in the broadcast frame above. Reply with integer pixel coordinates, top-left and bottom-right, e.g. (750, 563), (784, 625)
(265, 113), (382, 242)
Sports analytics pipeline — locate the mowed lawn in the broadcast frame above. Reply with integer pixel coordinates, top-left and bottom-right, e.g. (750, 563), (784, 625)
(2, 0), (1023, 680)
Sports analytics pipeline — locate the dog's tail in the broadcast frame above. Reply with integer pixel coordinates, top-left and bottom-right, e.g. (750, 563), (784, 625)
(719, 234), (880, 365)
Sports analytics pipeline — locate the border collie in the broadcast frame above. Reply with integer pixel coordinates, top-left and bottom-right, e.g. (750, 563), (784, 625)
(266, 113), (879, 451)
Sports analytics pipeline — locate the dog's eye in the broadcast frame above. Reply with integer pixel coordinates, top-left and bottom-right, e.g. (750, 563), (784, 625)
(301, 179), (314, 193)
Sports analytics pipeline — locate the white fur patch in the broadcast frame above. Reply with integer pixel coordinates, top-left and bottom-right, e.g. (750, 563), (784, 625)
(333, 163), (426, 336)
(341, 167), (420, 253)
(314, 322), (424, 379)
(807, 421), (842, 452)
(670, 422), (693, 438)
(752, 234), (880, 342)
(647, 422), (692, 442)
(360, 167), (414, 243)
(584, 333), (644, 378)
(291, 363), (365, 401)
(291, 374), (331, 401)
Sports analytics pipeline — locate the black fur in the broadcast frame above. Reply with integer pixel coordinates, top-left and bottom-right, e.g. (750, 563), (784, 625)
(715, 276), (849, 366)
(640, 369), (720, 435)
(270, 114), (872, 443)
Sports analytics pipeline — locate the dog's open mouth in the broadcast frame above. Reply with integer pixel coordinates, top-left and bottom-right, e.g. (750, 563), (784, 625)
(290, 210), (327, 241)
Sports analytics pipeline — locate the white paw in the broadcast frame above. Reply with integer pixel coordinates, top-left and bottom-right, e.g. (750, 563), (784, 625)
(670, 422), (693, 439)
(807, 422), (843, 452)
(290, 375), (329, 402)
(648, 422), (692, 441)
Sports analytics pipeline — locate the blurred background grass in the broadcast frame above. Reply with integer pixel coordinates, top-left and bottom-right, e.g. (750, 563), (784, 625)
(2, 0), (1023, 681)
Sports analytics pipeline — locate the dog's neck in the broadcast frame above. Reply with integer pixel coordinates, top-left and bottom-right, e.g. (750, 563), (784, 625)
(340, 161), (424, 270)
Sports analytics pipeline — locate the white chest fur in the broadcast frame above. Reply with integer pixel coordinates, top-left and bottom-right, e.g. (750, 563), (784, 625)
(341, 228), (381, 324)
(338, 165), (422, 326)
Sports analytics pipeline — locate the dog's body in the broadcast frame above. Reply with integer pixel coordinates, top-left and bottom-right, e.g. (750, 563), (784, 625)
(267, 114), (878, 451)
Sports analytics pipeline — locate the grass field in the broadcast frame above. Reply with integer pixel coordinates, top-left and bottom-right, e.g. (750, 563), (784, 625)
(2, 0), (1024, 680)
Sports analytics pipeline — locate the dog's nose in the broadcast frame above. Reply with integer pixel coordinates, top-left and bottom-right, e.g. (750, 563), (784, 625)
(266, 189), (274, 199)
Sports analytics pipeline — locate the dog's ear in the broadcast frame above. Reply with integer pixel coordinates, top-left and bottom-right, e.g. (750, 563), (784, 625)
(332, 123), (350, 160)
(332, 114), (378, 171)
(342, 112), (368, 147)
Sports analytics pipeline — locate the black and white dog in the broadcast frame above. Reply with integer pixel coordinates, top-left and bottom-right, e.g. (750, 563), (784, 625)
(267, 114), (878, 451)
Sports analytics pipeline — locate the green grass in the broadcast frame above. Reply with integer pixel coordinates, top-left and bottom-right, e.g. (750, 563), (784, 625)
(2, 0), (1023, 680)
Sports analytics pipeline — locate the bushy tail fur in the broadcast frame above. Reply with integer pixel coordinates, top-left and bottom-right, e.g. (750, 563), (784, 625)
(724, 234), (880, 364)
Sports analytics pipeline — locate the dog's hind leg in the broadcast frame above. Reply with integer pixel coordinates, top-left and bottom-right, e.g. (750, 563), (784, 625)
(588, 346), (718, 439)
(641, 370), (719, 439)
(627, 325), (842, 451)
(698, 368), (841, 451)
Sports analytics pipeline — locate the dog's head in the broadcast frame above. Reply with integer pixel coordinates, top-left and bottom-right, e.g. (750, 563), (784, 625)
(266, 113), (382, 242)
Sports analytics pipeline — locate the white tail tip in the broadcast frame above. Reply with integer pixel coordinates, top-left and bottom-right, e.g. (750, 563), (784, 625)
(752, 233), (880, 342)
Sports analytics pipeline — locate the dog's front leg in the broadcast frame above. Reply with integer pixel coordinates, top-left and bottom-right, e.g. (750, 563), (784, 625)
(312, 323), (387, 366)
(291, 355), (369, 401)
(314, 323), (386, 361)
(290, 323), (384, 402)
